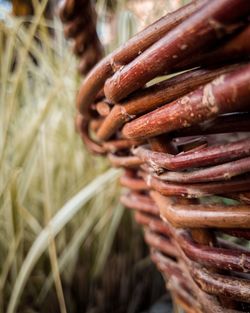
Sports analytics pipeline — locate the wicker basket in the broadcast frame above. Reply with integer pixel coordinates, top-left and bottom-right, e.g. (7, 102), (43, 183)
(61, 0), (250, 311)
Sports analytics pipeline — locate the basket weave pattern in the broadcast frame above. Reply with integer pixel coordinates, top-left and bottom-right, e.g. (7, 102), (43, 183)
(59, 0), (103, 75)
(60, 0), (250, 311)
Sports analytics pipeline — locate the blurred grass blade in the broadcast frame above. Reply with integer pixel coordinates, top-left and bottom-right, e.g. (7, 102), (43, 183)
(41, 128), (67, 313)
(94, 203), (125, 276)
(38, 205), (100, 302)
(0, 0), (49, 168)
(14, 83), (61, 167)
(7, 168), (120, 313)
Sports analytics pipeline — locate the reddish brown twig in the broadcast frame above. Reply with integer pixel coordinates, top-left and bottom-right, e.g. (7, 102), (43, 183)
(192, 267), (250, 303)
(104, 0), (250, 102)
(153, 192), (250, 228)
(59, 0), (103, 75)
(152, 157), (250, 183)
(76, 0), (208, 116)
(108, 153), (142, 168)
(144, 172), (250, 198)
(97, 64), (239, 141)
(75, 114), (105, 155)
(133, 138), (250, 171)
(123, 64), (250, 140)
(174, 24), (250, 72)
(174, 112), (250, 137)
(120, 171), (148, 191)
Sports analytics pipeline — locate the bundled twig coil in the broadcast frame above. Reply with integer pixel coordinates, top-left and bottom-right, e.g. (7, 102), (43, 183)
(60, 0), (250, 311)
(59, 0), (103, 75)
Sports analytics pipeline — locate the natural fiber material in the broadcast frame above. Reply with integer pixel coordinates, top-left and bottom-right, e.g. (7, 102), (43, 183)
(59, 0), (103, 75)
(61, 0), (250, 311)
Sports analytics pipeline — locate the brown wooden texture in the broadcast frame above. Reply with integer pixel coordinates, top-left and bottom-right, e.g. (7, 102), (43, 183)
(122, 64), (250, 140)
(63, 0), (250, 310)
(104, 0), (250, 102)
(76, 0), (208, 116)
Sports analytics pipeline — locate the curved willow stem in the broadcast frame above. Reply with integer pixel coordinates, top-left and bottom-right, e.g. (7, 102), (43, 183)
(133, 138), (250, 171)
(151, 157), (250, 183)
(123, 64), (250, 140)
(59, 0), (103, 75)
(76, 0), (207, 116)
(152, 191), (250, 228)
(104, 0), (250, 102)
(97, 64), (238, 141)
